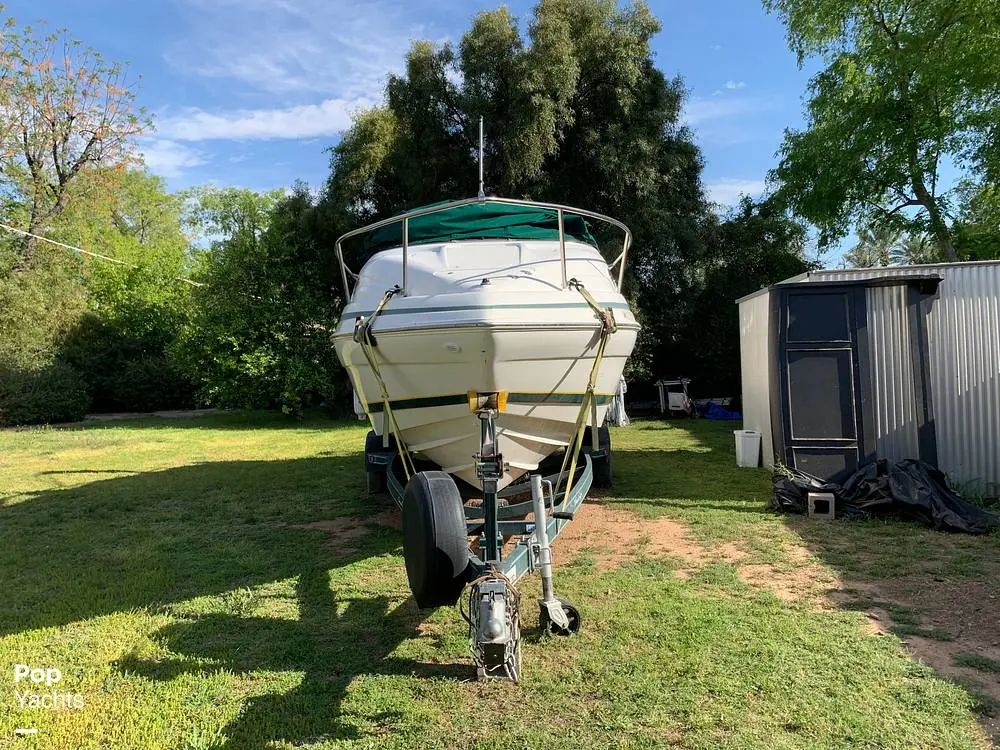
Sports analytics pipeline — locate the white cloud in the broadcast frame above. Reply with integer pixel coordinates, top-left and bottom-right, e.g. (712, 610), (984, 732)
(706, 178), (767, 206)
(166, 0), (434, 99)
(725, 80), (746, 90)
(156, 97), (371, 141)
(682, 97), (763, 126)
(139, 139), (206, 177)
(709, 44), (722, 51)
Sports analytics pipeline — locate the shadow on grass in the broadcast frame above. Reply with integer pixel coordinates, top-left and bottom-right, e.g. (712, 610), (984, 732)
(778, 482), (1000, 739)
(1, 448), (477, 745)
(118, 576), (466, 748)
(0, 454), (384, 637)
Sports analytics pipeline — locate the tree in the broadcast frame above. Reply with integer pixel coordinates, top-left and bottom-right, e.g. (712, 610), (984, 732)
(326, 0), (710, 383)
(0, 15), (148, 265)
(952, 181), (1000, 260)
(174, 185), (345, 413)
(683, 197), (814, 393)
(844, 224), (944, 268)
(765, 0), (1000, 261)
(53, 169), (197, 411)
(843, 225), (896, 268)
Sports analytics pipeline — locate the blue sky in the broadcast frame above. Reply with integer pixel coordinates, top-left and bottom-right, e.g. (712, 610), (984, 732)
(11, 0), (828, 251)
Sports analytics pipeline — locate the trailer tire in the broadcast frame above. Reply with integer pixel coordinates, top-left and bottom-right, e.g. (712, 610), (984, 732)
(364, 431), (396, 495)
(402, 471), (470, 608)
(583, 425), (613, 489)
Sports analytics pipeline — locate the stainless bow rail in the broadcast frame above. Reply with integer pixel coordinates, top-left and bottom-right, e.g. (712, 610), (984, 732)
(333, 196), (633, 297)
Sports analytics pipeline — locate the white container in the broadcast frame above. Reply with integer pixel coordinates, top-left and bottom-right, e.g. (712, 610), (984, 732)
(734, 429), (761, 468)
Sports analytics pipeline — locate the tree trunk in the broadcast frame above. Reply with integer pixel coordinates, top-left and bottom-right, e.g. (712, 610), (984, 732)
(910, 171), (957, 262)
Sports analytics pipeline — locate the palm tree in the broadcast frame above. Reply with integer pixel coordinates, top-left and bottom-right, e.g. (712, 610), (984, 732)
(845, 227), (943, 268)
(892, 234), (942, 265)
(844, 225), (900, 267)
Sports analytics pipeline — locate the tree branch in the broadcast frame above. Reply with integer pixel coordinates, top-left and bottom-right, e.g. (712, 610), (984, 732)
(884, 198), (922, 217)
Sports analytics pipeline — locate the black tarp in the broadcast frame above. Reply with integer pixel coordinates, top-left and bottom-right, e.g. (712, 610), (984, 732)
(772, 459), (1000, 534)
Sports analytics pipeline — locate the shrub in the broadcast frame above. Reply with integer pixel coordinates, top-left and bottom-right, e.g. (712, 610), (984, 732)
(61, 314), (196, 413)
(111, 357), (196, 412)
(0, 361), (91, 426)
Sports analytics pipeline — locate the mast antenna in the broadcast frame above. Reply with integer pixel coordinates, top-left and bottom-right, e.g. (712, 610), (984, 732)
(478, 116), (485, 199)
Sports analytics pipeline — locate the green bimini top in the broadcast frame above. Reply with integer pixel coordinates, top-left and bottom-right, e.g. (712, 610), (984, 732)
(362, 200), (597, 255)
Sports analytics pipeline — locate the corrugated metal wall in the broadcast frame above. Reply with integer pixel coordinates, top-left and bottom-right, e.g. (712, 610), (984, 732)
(738, 290), (773, 468)
(802, 262), (1000, 495)
(865, 285), (919, 462)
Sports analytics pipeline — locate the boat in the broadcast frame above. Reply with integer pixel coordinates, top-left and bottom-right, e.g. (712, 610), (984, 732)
(331, 195), (639, 681)
(332, 198), (639, 491)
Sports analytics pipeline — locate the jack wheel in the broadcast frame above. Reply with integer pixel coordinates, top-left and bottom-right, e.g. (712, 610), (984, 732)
(540, 598), (581, 636)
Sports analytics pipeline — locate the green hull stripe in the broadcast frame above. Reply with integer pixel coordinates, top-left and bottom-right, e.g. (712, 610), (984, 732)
(366, 392), (613, 413)
(349, 301), (631, 319)
(367, 394), (468, 412)
(509, 393), (612, 405)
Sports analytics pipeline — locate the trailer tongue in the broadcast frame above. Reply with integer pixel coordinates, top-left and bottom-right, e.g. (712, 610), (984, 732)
(381, 399), (595, 681)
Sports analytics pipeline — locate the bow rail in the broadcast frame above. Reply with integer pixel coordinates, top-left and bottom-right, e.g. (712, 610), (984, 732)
(334, 196), (632, 298)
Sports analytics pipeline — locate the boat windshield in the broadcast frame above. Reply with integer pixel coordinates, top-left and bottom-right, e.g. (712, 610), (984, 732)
(361, 201), (596, 256)
(335, 196), (631, 297)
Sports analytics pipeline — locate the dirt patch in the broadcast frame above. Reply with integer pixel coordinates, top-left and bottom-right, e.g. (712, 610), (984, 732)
(370, 509), (403, 531)
(291, 519), (370, 547)
(717, 542), (747, 562)
(290, 509), (403, 548)
(876, 578), (1000, 650)
(551, 502), (708, 572)
(552, 504), (838, 604)
(834, 577), (1000, 742)
(737, 561), (838, 604)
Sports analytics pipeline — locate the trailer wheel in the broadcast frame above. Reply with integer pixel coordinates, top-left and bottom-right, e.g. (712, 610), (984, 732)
(364, 431), (396, 495)
(582, 425), (613, 489)
(541, 598), (581, 636)
(402, 471), (471, 608)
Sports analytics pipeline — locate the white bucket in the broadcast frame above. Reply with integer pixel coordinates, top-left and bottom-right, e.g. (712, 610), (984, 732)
(733, 430), (761, 468)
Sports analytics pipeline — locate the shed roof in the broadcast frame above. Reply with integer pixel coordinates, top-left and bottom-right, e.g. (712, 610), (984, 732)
(735, 259), (1000, 305)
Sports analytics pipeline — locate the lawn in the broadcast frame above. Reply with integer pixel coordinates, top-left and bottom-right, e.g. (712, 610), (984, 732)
(0, 413), (997, 749)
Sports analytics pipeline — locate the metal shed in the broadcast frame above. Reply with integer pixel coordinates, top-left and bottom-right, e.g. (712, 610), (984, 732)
(737, 261), (1000, 497)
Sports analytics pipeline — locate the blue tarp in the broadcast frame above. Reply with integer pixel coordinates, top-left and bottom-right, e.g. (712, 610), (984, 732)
(703, 402), (742, 421)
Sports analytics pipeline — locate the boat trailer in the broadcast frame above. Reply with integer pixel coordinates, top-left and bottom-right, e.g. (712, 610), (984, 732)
(371, 400), (604, 682)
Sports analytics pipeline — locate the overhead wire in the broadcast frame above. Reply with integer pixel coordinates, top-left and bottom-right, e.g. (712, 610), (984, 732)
(0, 221), (205, 287)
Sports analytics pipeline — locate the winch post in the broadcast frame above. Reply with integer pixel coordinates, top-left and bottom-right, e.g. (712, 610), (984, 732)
(475, 406), (503, 564)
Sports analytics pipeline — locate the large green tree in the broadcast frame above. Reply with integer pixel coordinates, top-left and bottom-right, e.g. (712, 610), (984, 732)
(952, 181), (1000, 260)
(53, 169), (197, 411)
(684, 198), (814, 393)
(765, 0), (1000, 261)
(174, 186), (345, 413)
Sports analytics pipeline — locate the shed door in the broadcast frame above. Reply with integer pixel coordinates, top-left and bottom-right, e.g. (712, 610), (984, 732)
(777, 286), (871, 481)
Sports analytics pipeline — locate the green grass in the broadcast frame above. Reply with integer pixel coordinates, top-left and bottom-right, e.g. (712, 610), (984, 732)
(890, 625), (956, 641)
(955, 653), (1000, 674)
(0, 414), (992, 748)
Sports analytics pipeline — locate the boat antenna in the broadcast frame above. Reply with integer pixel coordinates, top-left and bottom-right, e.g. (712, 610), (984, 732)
(478, 116), (485, 199)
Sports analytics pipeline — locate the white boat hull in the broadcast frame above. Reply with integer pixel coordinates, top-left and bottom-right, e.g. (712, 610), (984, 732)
(336, 323), (637, 488)
(334, 238), (639, 489)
